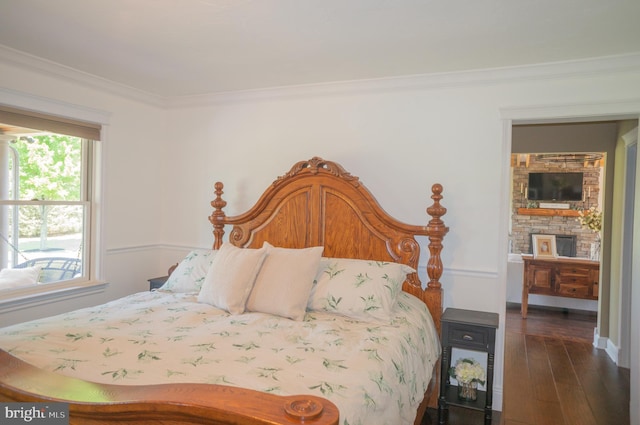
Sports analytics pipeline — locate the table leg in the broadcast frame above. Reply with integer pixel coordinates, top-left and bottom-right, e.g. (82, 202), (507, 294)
(438, 345), (450, 424)
(484, 352), (494, 425)
(521, 268), (529, 319)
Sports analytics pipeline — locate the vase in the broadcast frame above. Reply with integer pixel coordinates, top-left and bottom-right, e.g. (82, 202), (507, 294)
(457, 381), (478, 402)
(590, 235), (601, 261)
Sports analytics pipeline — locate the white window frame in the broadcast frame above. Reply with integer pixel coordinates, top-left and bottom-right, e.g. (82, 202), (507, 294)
(0, 90), (109, 311)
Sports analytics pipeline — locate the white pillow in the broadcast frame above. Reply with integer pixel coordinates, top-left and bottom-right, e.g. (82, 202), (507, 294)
(197, 243), (267, 314)
(0, 266), (42, 289)
(245, 242), (324, 321)
(160, 249), (217, 293)
(308, 258), (415, 322)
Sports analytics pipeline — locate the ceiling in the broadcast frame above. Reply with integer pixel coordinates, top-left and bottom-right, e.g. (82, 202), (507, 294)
(1, 0), (640, 98)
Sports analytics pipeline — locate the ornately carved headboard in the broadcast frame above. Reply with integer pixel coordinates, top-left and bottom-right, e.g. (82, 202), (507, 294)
(209, 157), (448, 332)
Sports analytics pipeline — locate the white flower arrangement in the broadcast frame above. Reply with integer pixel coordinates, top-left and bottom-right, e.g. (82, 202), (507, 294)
(577, 207), (602, 233)
(449, 358), (486, 385)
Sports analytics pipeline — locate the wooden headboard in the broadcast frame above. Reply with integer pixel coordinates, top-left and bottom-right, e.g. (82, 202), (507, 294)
(209, 157), (448, 332)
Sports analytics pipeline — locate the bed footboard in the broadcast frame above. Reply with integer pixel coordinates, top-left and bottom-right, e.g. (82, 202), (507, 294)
(0, 350), (339, 425)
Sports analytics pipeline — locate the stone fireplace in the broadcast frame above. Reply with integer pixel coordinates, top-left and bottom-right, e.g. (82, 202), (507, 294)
(511, 153), (602, 259)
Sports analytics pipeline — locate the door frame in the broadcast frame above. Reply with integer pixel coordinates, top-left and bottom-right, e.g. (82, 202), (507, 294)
(619, 138), (636, 367)
(499, 99), (640, 421)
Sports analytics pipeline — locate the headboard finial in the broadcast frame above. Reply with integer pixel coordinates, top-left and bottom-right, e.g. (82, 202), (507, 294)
(427, 184), (447, 226)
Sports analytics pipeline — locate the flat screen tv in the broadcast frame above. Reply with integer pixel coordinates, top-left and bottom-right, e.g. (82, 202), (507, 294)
(527, 172), (584, 201)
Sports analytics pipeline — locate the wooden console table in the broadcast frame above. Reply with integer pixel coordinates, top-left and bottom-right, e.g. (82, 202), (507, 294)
(521, 254), (599, 318)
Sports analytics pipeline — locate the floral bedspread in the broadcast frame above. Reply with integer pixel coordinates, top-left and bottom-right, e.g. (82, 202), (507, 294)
(0, 291), (440, 425)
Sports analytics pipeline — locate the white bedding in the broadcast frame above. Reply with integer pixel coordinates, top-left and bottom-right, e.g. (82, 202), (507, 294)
(0, 290), (440, 425)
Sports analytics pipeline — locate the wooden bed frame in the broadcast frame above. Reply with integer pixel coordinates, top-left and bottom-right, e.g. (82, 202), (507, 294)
(0, 157), (448, 425)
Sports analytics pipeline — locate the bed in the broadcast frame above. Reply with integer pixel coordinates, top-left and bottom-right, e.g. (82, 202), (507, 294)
(0, 157), (448, 425)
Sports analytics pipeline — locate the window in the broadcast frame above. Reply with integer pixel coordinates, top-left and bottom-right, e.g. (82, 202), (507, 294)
(0, 105), (101, 297)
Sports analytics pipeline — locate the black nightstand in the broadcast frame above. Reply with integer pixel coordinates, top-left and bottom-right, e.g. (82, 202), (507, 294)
(438, 308), (499, 425)
(148, 275), (169, 291)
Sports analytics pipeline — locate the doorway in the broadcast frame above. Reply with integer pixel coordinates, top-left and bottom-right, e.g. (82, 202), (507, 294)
(510, 123), (616, 342)
(499, 108), (639, 423)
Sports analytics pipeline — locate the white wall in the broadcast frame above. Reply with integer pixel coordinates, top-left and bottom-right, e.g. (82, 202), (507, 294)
(2, 52), (640, 411)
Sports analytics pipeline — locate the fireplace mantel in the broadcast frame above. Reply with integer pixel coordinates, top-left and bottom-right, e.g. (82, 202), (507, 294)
(517, 208), (580, 217)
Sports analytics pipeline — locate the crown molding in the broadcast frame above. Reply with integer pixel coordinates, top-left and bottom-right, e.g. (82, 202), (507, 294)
(2, 43), (640, 109)
(500, 98), (640, 123)
(167, 53), (640, 108)
(0, 44), (166, 107)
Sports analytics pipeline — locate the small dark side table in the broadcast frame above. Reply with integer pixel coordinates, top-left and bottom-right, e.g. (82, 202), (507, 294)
(148, 275), (168, 291)
(438, 308), (499, 425)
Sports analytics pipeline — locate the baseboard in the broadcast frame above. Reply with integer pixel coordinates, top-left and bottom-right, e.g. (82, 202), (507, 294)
(506, 302), (597, 317)
(605, 340), (620, 365)
(493, 386), (503, 412)
(593, 328), (620, 364)
(593, 327), (607, 349)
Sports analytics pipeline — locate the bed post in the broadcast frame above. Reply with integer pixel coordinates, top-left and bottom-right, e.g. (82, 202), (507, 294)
(424, 183), (449, 412)
(209, 182), (227, 249)
(424, 183), (448, 335)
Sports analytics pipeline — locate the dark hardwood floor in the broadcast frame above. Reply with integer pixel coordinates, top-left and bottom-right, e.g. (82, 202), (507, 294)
(422, 305), (629, 425)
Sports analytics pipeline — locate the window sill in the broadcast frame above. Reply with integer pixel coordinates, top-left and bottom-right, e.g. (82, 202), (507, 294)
(0, 280), (109, 314)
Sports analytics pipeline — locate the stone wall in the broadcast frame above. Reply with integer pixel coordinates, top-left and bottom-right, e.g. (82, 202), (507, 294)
(511, 156), (602, 258)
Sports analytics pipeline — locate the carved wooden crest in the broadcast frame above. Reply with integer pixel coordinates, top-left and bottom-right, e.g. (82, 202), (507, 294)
(274, 156), (360, 187)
